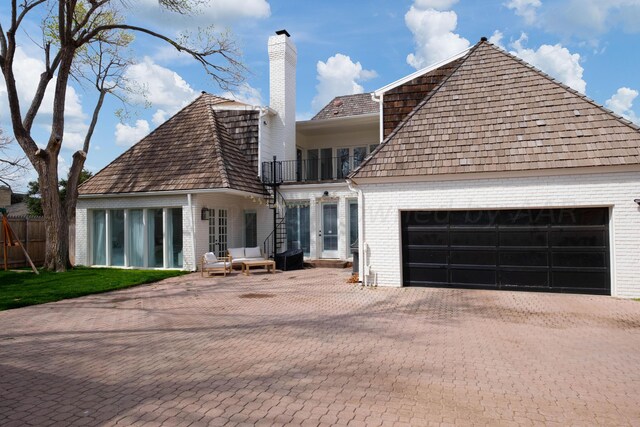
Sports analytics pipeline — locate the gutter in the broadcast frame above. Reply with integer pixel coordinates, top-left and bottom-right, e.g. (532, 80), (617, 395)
(78, 188), (266, 199)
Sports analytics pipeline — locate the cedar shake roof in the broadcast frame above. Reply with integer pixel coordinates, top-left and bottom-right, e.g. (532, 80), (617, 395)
(312, 93), (379, 120)
(79, 93), (266, 195)
(352, 41), (640, 180)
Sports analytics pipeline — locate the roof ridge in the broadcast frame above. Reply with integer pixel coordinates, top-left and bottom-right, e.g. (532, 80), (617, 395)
(483, 42), (640, 133)
(349, 41), (479, 179)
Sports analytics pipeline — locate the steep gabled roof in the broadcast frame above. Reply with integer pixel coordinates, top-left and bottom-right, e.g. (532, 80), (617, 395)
(79, 93), (266, 195)
(352, 41), (640, 179)
(312, 93), (378, 120)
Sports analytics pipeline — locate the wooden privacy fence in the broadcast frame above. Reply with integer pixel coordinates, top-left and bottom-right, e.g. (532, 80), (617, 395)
(0, 216), (45, 269)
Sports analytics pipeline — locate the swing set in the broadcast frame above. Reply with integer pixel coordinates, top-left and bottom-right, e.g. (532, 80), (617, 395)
(1, 208), (38, 274)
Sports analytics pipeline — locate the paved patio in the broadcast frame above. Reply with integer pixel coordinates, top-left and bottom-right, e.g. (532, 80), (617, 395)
(1, 268), (639, 426)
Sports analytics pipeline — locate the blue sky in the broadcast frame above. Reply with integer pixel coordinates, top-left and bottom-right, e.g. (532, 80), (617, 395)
(1, 0), (640, 191)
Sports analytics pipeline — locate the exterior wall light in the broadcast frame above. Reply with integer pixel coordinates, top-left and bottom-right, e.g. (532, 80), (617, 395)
(635, 199), (640, 206)
(201, 207), (209, 220)
(323, 191), (329, 197)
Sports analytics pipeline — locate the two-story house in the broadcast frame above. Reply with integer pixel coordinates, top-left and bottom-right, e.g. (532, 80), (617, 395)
(76, 32), (640, 298)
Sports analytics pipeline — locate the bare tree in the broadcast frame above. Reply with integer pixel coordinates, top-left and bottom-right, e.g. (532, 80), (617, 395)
(0, 0), (244, 271)
(0, 127), (26, 189)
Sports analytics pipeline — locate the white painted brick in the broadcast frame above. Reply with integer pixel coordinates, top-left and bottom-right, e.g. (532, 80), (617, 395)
(358, 171), (640, 298)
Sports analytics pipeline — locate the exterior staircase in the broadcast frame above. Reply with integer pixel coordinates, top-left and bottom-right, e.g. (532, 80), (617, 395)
(263, 186), (287, 259)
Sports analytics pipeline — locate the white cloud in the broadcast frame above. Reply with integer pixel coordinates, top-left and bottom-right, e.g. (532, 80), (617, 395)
(131, 0), (270, 27)
(489, 30), (505, 49)
(405, 1), (470, 70)
(311, 54), (377, 111)
(505, 0), (542, 24)
(124, 57), (197, 110)
(510, 34), (586, 94)
(220, 83), (263, 106)
(543, 0), (640, 38)
(413, 0), (459, 10)
(0, 47), (87, 151)
(115, 120), (151, 147)
(606, 87), (640, 124)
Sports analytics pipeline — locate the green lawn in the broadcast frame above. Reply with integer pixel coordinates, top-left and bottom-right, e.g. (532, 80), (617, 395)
(0, 267), (187, 311)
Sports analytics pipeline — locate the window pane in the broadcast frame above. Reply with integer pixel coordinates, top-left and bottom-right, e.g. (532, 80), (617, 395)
(218, 209), (228, 257)
(307, 149), (318, 181)
(129, 209), (145, 267)
(167, 208), (183, 268)
(147, 209), (164, 267)
(110, 210), (125, 266)
(245, 211), (257, 247)
(320, 148), (333, 180)
(337, 148), (350, 179)
(349, 202), (358, 246)
(286, 204), (310, 256)
(369, 144), (378, 153)
(92, 210), (106, 265)
(353, 147), (367, 168)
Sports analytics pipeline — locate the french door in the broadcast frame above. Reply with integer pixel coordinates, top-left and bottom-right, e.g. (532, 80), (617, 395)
(321, 203), (339, 258)
(208, 208), (228, 257)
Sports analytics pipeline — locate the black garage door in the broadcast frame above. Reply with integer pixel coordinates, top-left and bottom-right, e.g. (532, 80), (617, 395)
(401, 208), (610, 294)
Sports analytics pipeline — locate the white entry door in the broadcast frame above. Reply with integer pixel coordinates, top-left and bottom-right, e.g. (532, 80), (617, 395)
(208, 208), (228, 257)
(321, 203), (339, 258)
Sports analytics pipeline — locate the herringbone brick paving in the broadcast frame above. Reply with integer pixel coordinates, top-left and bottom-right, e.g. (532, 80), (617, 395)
(1, 268), (639, 426)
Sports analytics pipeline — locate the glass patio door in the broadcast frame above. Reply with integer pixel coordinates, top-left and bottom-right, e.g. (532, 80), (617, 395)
(208, 208), (228, 257)
(321, 203), (339, 258)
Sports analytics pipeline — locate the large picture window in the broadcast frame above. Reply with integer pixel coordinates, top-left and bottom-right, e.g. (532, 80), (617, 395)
(90, 207), (184, 269)
(167, 208), (183, 268)
(110, 210), (125, 266)
(129, 209), (145, 267)
(92, 210), (106, 265)
(286, 203), (310, 256)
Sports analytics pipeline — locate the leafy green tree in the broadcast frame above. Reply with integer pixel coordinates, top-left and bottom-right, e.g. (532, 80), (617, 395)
(0, 1), (244, 271)
(26, 169), (93, 217)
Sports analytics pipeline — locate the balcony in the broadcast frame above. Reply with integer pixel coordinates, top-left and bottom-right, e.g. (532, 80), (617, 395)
(262, 156), (365, 185)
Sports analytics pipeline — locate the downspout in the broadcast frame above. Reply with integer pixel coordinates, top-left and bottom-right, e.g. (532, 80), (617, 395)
(347, 178), (367, 286)
(188, 193), (196, 272)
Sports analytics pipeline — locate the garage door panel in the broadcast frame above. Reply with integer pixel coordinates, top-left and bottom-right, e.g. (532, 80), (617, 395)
(500, 270), (549, 287)
(450, 268), (496, 285)
(450, 230), (496, 246)
(552, 252), (607, 268)
(551, 230), (607, 247)
(499, 230), (548, 247)
(407, 266), (448, 283)
(405, 230), (448, 246)
(450, 250), (496, 265)
(405, 248), (448, 264)
(500, 250), (548, 267)
(402, 208), (610, 295)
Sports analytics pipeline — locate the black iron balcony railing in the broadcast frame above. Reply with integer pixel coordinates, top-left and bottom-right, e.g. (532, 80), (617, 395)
(262, 156), (365, 185)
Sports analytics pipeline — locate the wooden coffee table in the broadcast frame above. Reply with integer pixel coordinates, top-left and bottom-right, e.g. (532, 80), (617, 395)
(241, 260), (276, 276)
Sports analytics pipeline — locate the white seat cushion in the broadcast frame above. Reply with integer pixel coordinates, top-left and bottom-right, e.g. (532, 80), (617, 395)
(245, 247), (262, 258)
(203, 252), (218, 263)
(204, 261), (228, 268)
(228, 248), (245, 259)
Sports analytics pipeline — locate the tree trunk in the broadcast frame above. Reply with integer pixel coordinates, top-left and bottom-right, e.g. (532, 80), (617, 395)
(39, 160), (70, 272)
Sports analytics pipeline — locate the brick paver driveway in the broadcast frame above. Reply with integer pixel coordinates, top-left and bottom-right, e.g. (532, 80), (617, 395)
(1, 269), (640, 426)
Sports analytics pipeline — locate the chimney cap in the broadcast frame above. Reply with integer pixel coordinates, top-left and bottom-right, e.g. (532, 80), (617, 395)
(275, 29), (291, 37)
(480, 36), (488, 42)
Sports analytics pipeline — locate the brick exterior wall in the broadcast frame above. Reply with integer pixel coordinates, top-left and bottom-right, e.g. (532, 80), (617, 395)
(357, 170), (640, 298)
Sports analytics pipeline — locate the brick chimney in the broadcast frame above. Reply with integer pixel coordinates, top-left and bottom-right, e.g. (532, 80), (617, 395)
(267, 29), (297, 162)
